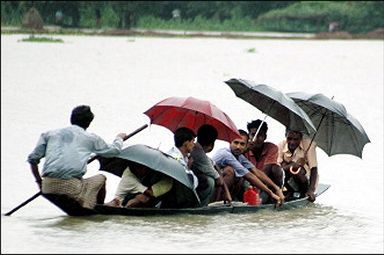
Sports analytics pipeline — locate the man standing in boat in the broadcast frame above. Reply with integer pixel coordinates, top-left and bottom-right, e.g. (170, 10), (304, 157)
(277, 129), (319, 202)
(27, 105), (128, 209)
(212, 129), (284, 206)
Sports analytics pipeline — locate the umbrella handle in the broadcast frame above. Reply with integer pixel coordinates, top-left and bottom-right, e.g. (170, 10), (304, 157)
(251, 115), (268, 142)
(289, 166), (302, 175)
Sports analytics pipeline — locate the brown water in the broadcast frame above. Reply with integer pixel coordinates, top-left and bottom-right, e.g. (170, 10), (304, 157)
(1, 34), (383, 253)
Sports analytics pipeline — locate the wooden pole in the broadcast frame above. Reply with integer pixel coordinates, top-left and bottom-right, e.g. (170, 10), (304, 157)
(4, 191), (42, 216)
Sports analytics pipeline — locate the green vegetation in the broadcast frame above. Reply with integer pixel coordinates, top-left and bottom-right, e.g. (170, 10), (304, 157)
(1, 1), (383, 34)
(246, 48), (257, 53)
(18, 35), (63, 43)
(136, 14), (258, 32)
(257, 1), (384, 33)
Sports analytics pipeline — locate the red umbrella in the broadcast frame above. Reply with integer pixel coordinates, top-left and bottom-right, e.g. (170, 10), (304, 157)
(143, 96), (241, 142)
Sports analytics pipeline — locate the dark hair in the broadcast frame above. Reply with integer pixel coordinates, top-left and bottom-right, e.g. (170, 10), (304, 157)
(197, 124), (218, 146)
(174, 127), (196, 147)
(285, 128), (303, 138)
(238, 129), (249, 140)
(70, 105), (94, 129)
(247, 119), (268, 134)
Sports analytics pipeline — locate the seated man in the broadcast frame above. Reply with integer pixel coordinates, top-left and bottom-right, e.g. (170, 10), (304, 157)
(212, 130), (284, 206)
(27, 105), (128, 209)
(277, 129), (319, 202)
(106, 127), (200, 209)
(105, 160), (174, 208)
(244, 120), (284, 189)
(163, 127), (200, 208)
(190, 124), (224, 206)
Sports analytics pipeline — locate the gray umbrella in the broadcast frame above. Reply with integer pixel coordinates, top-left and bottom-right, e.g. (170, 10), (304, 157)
(287, 92), (370, 158)
(225, 78), (316, 136)
(98, 144), (196, 190)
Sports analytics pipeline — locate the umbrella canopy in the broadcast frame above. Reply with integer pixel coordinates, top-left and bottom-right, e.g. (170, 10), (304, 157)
(225, 78), (316, 134)
(143, 96), (241, 142)
(287, 92), (370, 158)
(97, 144), (196, 190)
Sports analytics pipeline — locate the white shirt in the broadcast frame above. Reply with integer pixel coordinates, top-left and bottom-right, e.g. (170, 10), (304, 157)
(167, 146), (198, 189)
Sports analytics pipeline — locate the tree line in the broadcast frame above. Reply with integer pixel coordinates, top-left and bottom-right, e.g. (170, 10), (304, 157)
(1, 1), (383, 33)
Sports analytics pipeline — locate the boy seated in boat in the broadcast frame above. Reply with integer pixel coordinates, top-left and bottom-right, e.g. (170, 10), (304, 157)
(161, 127), (200, 208)
(277, 129), (319, 202)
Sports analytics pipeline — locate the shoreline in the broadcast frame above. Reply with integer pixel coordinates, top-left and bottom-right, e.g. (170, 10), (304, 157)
(1, 25), (383, 40)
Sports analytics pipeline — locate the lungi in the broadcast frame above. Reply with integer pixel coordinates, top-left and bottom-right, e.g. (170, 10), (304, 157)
(42, 174), (106, 209)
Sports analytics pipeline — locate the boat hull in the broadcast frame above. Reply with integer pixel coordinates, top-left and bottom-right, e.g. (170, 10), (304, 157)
(43, 184), (330, 216)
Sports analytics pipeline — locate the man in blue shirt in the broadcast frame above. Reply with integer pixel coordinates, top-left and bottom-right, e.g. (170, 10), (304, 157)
(27, 105), (128, 209)
(212, 130), (284, 206)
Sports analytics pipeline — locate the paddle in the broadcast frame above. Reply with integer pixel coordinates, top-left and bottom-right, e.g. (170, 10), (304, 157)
(4, 191), (42, 216)
(4, 124), (148, 216)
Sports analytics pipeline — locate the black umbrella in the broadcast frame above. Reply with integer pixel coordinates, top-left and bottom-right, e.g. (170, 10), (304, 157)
(287, 92), (370, 158)
(225, 78), (316, 137)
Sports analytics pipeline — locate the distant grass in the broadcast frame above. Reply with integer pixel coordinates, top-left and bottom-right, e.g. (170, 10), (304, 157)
(19, 35), (63, 43)
(246, 47), (257, 53)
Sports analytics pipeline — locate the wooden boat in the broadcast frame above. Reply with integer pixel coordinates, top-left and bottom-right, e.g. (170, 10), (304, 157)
(42, 183), (330, 216)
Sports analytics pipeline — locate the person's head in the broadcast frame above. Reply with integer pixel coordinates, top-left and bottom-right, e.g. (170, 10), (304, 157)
(197, 124), (218, 153)
(247, 119), (268, 148)
(285, 129), (303, 152)
(70, 105), (94, 129)
(230, 129), (249, 156)
(174, 127), (196, 153)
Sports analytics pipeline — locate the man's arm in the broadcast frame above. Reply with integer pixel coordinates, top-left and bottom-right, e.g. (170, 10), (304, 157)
(250, 167), (284, 203)
(92, 133), (127, 157)
(243, 172), (282, 204)
(30, 163), (42, 190)
(306, 167), (318, 202)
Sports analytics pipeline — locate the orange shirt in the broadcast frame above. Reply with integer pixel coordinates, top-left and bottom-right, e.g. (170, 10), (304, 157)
(244, 142), (279, 170)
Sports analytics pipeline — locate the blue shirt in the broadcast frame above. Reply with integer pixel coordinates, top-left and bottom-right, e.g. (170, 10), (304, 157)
(212, 147), (254, 177)
(27, 125), (124, 179)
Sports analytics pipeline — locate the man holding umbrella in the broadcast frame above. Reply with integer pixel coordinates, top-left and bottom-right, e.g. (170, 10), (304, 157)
(244, 119), (284, 190)
(277, 129), (319, 202)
